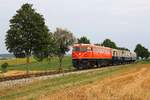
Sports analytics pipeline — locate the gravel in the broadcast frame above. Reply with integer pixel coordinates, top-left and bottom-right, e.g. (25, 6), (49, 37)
(0, 67), (107, 89)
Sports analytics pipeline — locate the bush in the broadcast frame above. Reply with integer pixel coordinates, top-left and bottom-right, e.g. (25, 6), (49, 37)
(1, 62), (8, 73)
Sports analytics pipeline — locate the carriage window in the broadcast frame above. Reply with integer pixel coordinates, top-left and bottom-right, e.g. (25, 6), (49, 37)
(113, 51), (116, 56)
(87, 47), (91, 51)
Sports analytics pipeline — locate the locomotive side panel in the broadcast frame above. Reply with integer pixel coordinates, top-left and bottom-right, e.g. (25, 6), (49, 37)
(72, 44), (113, 69)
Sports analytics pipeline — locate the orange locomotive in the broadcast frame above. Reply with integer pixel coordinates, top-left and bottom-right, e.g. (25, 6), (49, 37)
(72, 44), (112, 69)
(72, 44), (136, 69)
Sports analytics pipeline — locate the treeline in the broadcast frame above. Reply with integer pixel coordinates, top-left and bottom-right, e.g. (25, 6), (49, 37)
(134, 44), (149, 59)
(5, 3), (149, 70)
(77, 37), (129, 51)
(77, 37), (150, 59)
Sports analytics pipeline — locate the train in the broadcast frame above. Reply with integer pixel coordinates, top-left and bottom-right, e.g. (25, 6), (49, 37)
(72, 44), (136, 69)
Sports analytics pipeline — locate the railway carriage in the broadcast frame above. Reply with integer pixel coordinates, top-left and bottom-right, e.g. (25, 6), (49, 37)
(112, 49), (136, 64)
(72, 44), (136, 69)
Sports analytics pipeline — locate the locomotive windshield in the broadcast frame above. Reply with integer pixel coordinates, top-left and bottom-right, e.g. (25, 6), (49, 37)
(73, 47), (91, 52)
(73, 47), (80, 51)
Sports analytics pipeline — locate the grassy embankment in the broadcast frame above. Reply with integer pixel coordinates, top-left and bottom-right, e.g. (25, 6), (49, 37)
(136, 59), (150, 64)
(0, 56), (73, 71)
(0, 63), (145, 100)
(0, 56), (150, 72)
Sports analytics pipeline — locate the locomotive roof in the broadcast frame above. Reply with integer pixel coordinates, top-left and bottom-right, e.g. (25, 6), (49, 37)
(73, 44), (111, 50)
(112, 48), (136, 55)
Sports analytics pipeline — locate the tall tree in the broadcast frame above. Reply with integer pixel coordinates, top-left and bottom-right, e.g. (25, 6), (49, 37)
(5, 3), (50, 70)
(134, 44), (149, 59)
(101, 39), (117, 49)
(134, 44), (142, 59)
(54, 28), (75, 69)
(77, 36), (90, 44)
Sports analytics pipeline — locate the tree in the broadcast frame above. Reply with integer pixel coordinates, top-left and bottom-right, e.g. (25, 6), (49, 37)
(54, 28), (75, 69)
(143, 48), (149, 59)
(101, 39), (117, 49)
(117, 47), (130, 51)
(134, 44), (149, 59)
(94, 43), (101, 46)
(46, 32), (58, 62)
(5, 3), (50, 72)
(33, 32), (55, 62)
(134, 44), (142, 59)
(141, 46), (149, 59)
(77, 36), (90, 44)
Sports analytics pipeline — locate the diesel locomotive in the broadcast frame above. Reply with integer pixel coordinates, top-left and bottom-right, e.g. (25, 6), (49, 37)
(72, 44), (136, 69)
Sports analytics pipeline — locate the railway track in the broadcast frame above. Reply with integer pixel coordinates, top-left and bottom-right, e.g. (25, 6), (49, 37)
(0, 65), (108, 82)
(0, 66), (113, 90)
(0, 69), (76, 82)
(0, 64), (133, 91)
(0, 63), (132, 82)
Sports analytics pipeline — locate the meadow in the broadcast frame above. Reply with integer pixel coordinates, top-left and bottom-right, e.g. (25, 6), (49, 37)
(0, 63), (149, 100)
(0, 56), (150, 99)
(0, 56), (73, 72)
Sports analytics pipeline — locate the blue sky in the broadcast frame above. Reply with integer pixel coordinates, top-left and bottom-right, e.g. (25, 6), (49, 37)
(0, 0), (150, 53)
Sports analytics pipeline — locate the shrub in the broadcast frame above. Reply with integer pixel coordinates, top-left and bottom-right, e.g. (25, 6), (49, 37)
(1, 62), (8, 73)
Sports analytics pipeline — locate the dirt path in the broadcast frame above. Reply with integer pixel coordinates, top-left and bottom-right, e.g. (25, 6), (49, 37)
(46, 64), (150, 100)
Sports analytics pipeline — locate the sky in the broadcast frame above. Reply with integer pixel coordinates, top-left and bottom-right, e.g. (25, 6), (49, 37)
(0, 0), (150, 53)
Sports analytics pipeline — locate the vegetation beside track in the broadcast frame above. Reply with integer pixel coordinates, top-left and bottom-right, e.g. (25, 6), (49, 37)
(0, 56), (73, 72)
(136, 59), (150, 64)
(1, 56), (150, 72)
(0, 56), (149, 77)
(0, 63), (143, 100)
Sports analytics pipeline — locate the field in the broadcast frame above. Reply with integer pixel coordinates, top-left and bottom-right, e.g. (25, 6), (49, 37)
(0, 56), (73, 73)
(0, 62), (150, 100)
(0, 56), (73, 77)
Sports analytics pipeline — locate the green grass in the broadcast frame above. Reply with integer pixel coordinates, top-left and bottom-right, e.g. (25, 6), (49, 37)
(0, 56), (73, 71)
(0, 56), (149, 72)
(136, 59), (150, 64)
(0, 57), (36, 65)
(0, 64), (142, 100)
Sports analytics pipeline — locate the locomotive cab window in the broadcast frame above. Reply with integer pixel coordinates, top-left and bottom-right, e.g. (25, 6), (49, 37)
(73, 47), (80, 51)
(73, 47), (90, 52)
